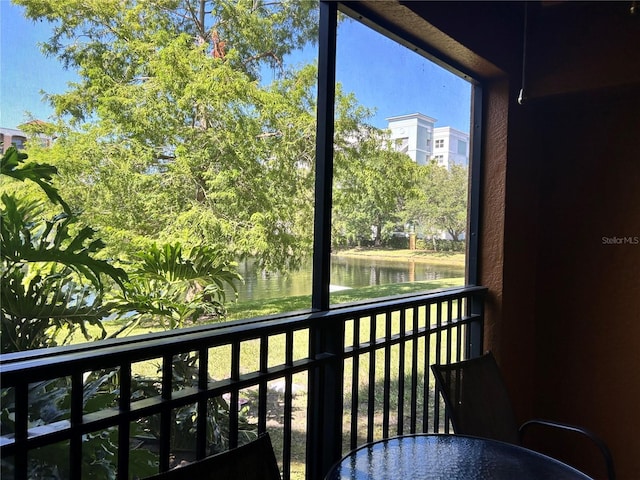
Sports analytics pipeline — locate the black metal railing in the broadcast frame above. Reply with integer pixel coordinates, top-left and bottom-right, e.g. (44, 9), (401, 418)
(0, 285), (486, 480)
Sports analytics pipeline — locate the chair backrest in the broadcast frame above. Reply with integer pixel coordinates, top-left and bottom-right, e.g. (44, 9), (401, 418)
(431, 352), (520, 444)
(144, 432), (281, 480)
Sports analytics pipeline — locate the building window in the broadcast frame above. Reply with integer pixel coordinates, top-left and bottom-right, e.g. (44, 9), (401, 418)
(395, 137), (409, 153)
(458, 139), (467, 154)
(435, 139), (444, 148)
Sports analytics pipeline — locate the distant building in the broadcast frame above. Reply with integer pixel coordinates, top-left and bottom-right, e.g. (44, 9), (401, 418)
(386, 113), (469, 242)
(1, 121), (55, 154)
(386, 112), (469, 169)
(0, 127), (28, 153)
(433, 126), (469, 168)
(386, 113), (436, 166)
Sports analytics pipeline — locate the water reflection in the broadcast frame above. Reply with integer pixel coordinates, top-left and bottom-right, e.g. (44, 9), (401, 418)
(231, 256), (464, 302)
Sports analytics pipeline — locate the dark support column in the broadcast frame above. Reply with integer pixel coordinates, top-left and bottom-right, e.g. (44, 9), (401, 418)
(308, 4), (343, 480)
(466, 83), (484, 358)
(467, 83), (483, 287)
(311, 0), (337, 312)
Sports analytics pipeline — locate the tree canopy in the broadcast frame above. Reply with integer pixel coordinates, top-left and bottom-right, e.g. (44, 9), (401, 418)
(16, 0), (346, 271)
(14, 0), (469, 272)
(332, 129), (421, 247)
(404, 162), (468, 244)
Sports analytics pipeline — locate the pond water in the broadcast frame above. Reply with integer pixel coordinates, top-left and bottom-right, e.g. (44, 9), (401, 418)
(231, 256), (465, 302)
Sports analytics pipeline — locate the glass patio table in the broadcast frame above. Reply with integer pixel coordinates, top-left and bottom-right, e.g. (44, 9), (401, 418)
(324, 434), (593, 480)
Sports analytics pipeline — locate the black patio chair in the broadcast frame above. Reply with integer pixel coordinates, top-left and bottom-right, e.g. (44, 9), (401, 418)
(431, 352), (615, 480)
(143, 432), (281, 480)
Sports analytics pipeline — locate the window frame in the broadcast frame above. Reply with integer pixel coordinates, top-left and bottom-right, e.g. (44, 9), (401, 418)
(312, 1), (483, 311)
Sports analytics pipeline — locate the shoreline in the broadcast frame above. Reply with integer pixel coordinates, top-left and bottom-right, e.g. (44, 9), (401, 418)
(332, 248), (465, 268)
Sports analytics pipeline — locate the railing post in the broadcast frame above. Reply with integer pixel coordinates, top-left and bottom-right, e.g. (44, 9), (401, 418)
(466, 290), (485, 358)
(307, 315), (344, 480)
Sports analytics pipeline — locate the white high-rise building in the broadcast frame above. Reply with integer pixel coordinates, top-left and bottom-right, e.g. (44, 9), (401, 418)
(386, 113), (436, 166)
(386, 113), (468, 169)
(433, 126), (469, 168)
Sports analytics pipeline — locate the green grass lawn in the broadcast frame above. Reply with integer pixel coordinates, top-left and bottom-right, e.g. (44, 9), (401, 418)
(221, 278), (465, 479)
(74, 277), (466, 479)
(225, 277), (465, 320)
(92, 277), (464, 339)
(75, 276), (468, 399)
(77, 276), (465, 374)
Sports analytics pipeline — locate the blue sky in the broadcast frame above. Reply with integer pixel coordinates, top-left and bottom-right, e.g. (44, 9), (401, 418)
(335, 17), (471, 132)
(1, 1), (78, 129)
(1, 2), (471, 132)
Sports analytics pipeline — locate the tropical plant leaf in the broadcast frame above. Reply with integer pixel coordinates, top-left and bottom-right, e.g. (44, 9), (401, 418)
(0, 147), (70, 213)
(111, 242), (241, 329)
(0, 272), (111, 352)
(1, 193), (124, 352)
(1, 194), (128, 291)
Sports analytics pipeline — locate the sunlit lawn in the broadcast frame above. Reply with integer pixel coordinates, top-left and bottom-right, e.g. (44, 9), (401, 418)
(225, 276), (465, 320)
(89, 277), (464, 340)
(219, 278), (465, 478)
(75, 277), (466, 479)
(333, 248), (465, 268)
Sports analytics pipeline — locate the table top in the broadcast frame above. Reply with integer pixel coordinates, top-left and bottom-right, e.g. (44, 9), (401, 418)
(324, 434), (593, 480)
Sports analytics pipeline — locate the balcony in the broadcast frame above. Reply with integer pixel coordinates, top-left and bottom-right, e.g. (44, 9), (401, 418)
(3, 0), (638, 476)
(0, 285), (485, 480)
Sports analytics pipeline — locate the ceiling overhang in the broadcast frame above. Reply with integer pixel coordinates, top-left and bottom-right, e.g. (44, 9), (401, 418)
(340, 1), (504, 81)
